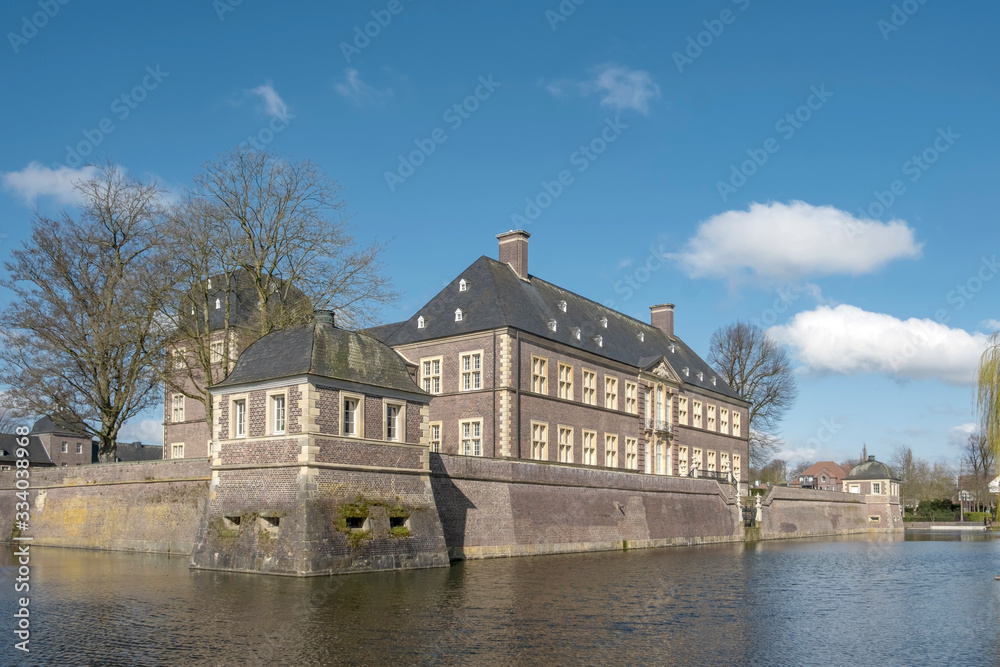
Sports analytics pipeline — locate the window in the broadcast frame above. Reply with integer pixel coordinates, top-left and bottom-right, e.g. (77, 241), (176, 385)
(417, 316), (425, 329)
(531, 356), (548, 394)
(385, 402), (403, 442)
(271, 394), (286, 435)
(342, 394), (361, 437)
(459, 278), (468, 292)
(654, 440), (664, 475)
(455, 308), (463, 322)
(692, 447), (703, 472)
(678, 397), (688, 425)
(461, 352), (482, 391)
(720, 408), (729, 435)
(233, 399), (247, 438)
(429, 422), (441, 452)
(531, 422), (548, 461)
(172, 443), (184, 458)
(625, 382), (637, 414)
(707, 450), (716, 472)
(693, 401), (703, 428)
(582, 430), (597, 465)
(605, 377), (618, 410)
(172, 348), (185, 370)
(460, 419), (482, 456)
(721, 452), (730, 473)
(210, 341), (224, 363)
(215, 298), (221, 310)
(733, 411), (741, 437)
(625, 437), (638, 470)
(605, 434), (618, 468)
(656, 385), (665, 423)
(558, 426), (573, 463)
(872, 482), (882, 494)
(76, 443), (83, 454)
(582, 369), (597, 405)
(61, 441), (68, 453)
(421, 357), (442, 394)
(707, 405), (716, 432)
(733, 454), (741, 481)
(678, 446), (688, 476)
(170, 393), (185, 422)
(558, 362), (573, 400)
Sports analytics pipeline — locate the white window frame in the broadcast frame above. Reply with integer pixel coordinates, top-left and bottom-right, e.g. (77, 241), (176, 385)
(733, 411), (741, 437)
(172, 443), (184, 459)
(582, 369), (597, 406)
(678, 445), (688, 476)
(460, 419), (483, 457)
(460, 351), (483, 391)
(625, 437), (638, 470)
(429, 421), (442, 453)
(693, 400), (703, 429)
(268, 392), (287, 436)
(720, 408), (729, 435)
(707, 404), (716, 432)
(76, 442), (83, 454)
(721, 451), (730, 473)
(605, 376), (618, 411)
(582, 429), (597, 465)
(605, 433), (618, 468)
(172, 347), (186, 370)
(558, 425), (573, 463)
(625, 382), (637, 414)
(872, 482), (882, 494)
(678, 396), (688, 426)
(692, 447), (703, 472)
(707, 450), (717, 472)
(531, 355), (548, 394)
(172, 393), (185, 423)
(733, 454), (741, 481)
(61, 441), (68, 453)
(558, 362), (573, 400)
(341, 391), (364, 438)
(210, 341), (225, 364)
(531, 421), (548, 461)
(385, 400), (405, 442)
(231, 396), (248, 439)
(420, 356), (442, 395)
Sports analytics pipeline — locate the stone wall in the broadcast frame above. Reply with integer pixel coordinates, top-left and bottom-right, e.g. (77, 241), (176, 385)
(0, 458), (211, 554)
(757, 486), (903, 539)
(429, 453), (743, 559)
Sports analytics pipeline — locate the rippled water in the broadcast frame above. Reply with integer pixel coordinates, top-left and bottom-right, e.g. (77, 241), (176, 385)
(2, 532), (999, 666)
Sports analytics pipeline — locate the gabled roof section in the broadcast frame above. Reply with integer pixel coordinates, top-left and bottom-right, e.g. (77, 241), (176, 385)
(370, 255), (743, 401)
(0, 434), (54, 466)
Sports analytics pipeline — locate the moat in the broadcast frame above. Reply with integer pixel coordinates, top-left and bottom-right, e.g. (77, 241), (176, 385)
(3, 532), (999, 666)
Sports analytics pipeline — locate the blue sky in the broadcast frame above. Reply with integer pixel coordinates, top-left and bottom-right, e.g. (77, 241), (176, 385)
(1, 0), (997, 468)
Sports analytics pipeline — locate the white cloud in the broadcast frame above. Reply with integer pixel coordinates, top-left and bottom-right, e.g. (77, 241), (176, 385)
(1, 162), (98, 205)
(947, 422), (977, 449)
(334, 69), (393, 107)
(246, 81), (290, 121)
(769, 304), (990, 385)
(671, 201), (923, 283)
(117, 418), (163, 445)
(542, 64), (661, 115)
(980, 318), (1000, 333)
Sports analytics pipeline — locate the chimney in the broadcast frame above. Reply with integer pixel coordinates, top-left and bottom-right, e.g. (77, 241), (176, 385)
(314, 310), (335, 326)
(497, 230), (530, 280)
(650, 303), (675, 338)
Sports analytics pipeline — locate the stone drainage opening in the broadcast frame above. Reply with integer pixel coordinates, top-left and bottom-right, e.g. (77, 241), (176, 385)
(346, 517), (369, 531)
(223, 516), (241, 530)
(258, 515), (280, 535)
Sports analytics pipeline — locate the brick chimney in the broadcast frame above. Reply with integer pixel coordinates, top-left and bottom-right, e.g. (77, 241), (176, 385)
(313, 309), (335, 326)
(650, 303), (675, 338)
(497, 230), (530, 280)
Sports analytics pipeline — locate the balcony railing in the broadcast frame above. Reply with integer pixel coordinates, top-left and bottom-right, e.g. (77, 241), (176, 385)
(688, 468), (736, 486)
(644, 418), (673, 433)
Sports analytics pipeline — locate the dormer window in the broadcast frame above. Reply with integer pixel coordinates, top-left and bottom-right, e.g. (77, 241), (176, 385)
(594, 335), (603, 348)
(459, 279), (468, 292)
(417, 316), (425, 329)
(571, 327), (581, 340)
(669, 344), (676, 353)
(683, 367), (690, 377)
(637, 332), (644, 343)
(696, 371), (704, 381)
(455, 308), (464, 322)
(547, 319), (557, 332)
(599, 317), (608, 328)
(558, 300), (567, 313)
(710, 377), (717, 386)
(215, 298), (221, 310)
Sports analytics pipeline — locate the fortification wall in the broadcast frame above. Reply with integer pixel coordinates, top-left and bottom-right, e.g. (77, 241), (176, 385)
(429, 453), (743, 559)
(0, 459), (211, 554)
(758, 486), (902, 540)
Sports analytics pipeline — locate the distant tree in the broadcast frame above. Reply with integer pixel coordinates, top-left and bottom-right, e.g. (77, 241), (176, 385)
(891, 444), (957, 508)
(978, 332), (1000, 460)
(758, 458), (788, 486)
(962, 431), (995, 511)
(709, 321), (799, 469)
(0, 165), (168, 460)
(160, 147), (398, 433)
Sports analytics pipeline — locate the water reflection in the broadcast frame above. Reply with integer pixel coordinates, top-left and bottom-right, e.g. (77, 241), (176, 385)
(2, 533), (999, 666)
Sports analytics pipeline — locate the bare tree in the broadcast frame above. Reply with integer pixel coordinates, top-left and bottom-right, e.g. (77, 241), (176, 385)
(757, 458), (788, 486)
(709, 320), (799, 469)
(961, 431), (994, 512)
(0, 165), (168, 460)
(160, 147), (398, 431)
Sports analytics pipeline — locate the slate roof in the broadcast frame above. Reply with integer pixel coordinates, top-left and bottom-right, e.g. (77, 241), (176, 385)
(178, 269), (310, 333)
(367, 256), (743, 402)
(844, 456), (899, 482)
(0, 434), (54, 466)
(216, 319), (424, 395)
(30, 415), (89, 436)
(112, 442), (163, 462)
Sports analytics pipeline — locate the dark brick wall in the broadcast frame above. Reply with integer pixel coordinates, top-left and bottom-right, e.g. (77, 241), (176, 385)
(315, 439), (424, 469)
(220, 439), (301, 465)
(316, 386), (339, 435)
